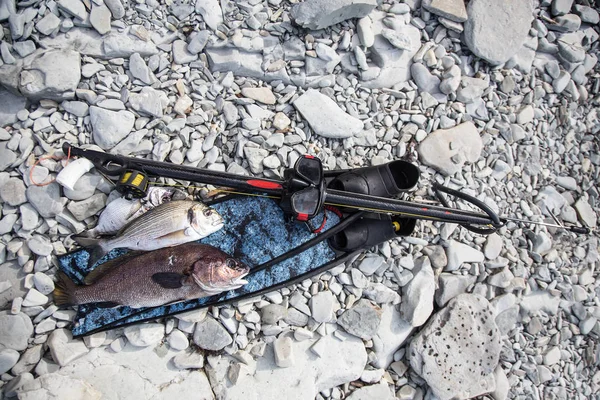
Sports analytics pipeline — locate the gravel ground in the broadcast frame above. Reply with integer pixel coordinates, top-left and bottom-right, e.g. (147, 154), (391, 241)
(0, 0), (599, 399)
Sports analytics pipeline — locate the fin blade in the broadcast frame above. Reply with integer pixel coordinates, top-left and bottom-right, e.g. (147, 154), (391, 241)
(152, 272), (185, 289)
(53, 272), (79, 306)
(83, 251), (146, 285)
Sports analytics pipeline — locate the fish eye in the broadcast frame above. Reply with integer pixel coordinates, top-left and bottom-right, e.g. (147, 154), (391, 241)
(203, 209), (213, 217)
(226, 258), (237, 269)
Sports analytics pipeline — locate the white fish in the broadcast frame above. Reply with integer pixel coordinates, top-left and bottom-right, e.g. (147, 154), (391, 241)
(74, 200), (224, 267)
(83, 187), (188, 237)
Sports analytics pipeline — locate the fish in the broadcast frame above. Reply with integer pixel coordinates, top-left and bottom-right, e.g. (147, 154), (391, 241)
(74, 200), (224, 267)
(83, 187), (189, 238)
(53, 243), (249, 308)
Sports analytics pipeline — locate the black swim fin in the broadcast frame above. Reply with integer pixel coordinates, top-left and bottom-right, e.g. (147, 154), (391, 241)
(327, 160), (420, 197)
(328, 214), (416, 253)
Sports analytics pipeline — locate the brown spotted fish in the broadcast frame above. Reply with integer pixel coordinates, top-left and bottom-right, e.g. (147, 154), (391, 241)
(53, 243), (249, 308)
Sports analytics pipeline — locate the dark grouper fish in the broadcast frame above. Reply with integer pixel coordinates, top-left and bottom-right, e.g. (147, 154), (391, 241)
(53, 243), (249, 308)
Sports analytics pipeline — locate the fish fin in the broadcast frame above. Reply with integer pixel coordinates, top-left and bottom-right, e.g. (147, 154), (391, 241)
(94, 301), (121, 308)
(151, 272), (186, 289)
(72, 235), (101, 247)
(83, 251), (146, 285)
(156, 229), (189, 241)
(53, 272), (79, 306)
(73, 235), (108, 268)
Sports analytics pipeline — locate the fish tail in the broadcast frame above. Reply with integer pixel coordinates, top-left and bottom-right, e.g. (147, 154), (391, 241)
(53, 272), (79, 306)
(73, 235), (109, 267)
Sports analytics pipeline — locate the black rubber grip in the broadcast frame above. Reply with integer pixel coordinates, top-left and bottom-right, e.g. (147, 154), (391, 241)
(570, 226), (590, 235)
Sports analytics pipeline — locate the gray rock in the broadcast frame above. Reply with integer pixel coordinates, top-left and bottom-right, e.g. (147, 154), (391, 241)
(553, 70), (571, 94)
(242, 87), (276, 105)
(422, 0), (467, 22)
(0, 178), (26, 206)
(418, 122), (482, 176)
(47, 329), (89, 366)
(172, 351), (204, 369)
(535, 186), (566, 215)
(0, 0), (16, 21)
(347, 383), (395, 400)
(484, 233), (503, 259)
(0, 214), (17, 234)
(33, 272), (55, 295)
(57, 0), (88, 20)
(104, 0), (125, 19)
(445, 240), (485, 271)
(548, 14), (580, 32)
(261, 304), (287, 324)
(293, 89), (364, 139)
(358, 255), (384, 276)
(62, 101), (89, 117)
(574, 198), (597, 228)
(1, 41), (15, 64)
(551, 0), (573, 16)
(574, 5), (599, 24)
(558, 41), (585, 63)
(89, 106), (135, 149)
(435, 273), (476, 307)
(464, 0), (533, 65)
(244, 147), (268, 174)
(90, 3), (112, 35)
(20, 203), (39, 231)
(40, 28), (157, 59)
(128, 87), (169, 118)
(274, 336), (295, 368)
(290, 0), (377, 30)
(338, 299), (382, 340)
(67, 193), (107, 221)
(27, 235), (53, 256)
(13, 41), (36, 58)
(19, 49), (81, 101)
(310, 291), (334, 323)
(26, 183), (64, 218)
(193, 316), (232, 351)
(400, 257), (435, 327)
(381, 29), (411, 51)
(36, 13), (61, 36)
(409, 294), (501, 400)
(0, 349), (19, 374)
(0, 87), (26, 127)
(410, 63), (441, 94)
(357, 16), (374, 48)
(172, 40), (198, 64)
(195, 0), (223, 30)
(0, 311), (33, 351)
(129, 53), (154, 84)
(456, 76), (488, 103)
(124, 323), (164, 347)
(187, 30), (210, 55)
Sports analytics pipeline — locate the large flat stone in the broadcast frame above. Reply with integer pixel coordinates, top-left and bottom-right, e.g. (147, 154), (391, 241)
(0, 86), (26, 127)
(19, 49), (81, 101)
(464, 0), (534, 65)
(418, 122), (482, 176)
(293, 89), (364, 139)
(40, 27), (158, 59)
(409, 294), (501, 400)
(290, 0), (377, 30)
(205, 332), (366, 400)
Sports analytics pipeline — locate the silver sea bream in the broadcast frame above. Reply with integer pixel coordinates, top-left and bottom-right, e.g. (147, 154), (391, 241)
(75, 200), (224, 267)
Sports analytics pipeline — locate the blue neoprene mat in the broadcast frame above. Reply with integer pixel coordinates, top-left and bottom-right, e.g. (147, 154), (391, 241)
(57, 197), (341, 337)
